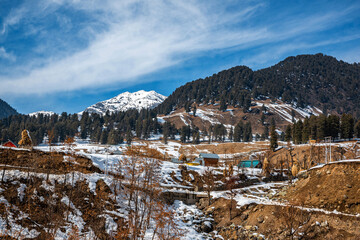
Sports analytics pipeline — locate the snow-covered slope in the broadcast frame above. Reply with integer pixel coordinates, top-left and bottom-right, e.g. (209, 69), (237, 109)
(83, 90), (167, 115)
(160, 98), (323, 133)
(29, 111), (56, 117)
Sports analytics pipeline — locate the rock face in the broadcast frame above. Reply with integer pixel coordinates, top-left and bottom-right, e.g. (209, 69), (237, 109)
(83, 90), (167, 115)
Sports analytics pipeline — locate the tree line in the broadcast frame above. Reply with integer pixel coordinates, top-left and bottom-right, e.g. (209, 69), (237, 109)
(285, 113), (360, 144)
(0, 109), (176, 146)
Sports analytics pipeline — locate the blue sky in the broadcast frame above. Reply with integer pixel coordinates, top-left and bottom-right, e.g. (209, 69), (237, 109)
(0, 0), (360, 114)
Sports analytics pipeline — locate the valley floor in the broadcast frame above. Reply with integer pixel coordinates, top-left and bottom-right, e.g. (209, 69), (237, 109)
(0, 140), (359, 239)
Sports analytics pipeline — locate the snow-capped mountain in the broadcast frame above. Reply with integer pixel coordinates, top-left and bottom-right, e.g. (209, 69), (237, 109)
(83, 90), (167, 115)
(29, 111), (56, 117)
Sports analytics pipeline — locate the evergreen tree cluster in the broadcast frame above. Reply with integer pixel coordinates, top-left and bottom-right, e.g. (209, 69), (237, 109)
(287, 113), (360, 144)
(233, 121), (252, 142)
(0, 109), (171, 146)
(156, 54), (360, 117)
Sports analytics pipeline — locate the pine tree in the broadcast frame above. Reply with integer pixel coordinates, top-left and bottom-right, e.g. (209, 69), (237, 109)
(163, 125), (169, 144)
(328, 115), (340, 139)
(185, 102), (191, 113)
(243, 122), (252, 142)
(234, 121), (244, 142)
(136, 119), (142, 139)
(293, 120), (303, 144)
(180, 126), (187, 143)
(270, 125), (278, 151)
(302, 117), (310, 143)
(107, 129), (117, 145)
(126, 130), (133, 145)
(260, 113), (265, 125)
(100, 130), (108, 145)
(263, 125), (269, 139)
(243, 95), (251, 113)
(219, 98), (227, 112)
(228, 127), (234, 142)
(193, 132), (200, 144)
(291, 109), (296, 123)
(355, 120), (360, 138)
(316, 114), (327, 140)
(340, 114), (354, 139)
(285, 125), (292, 142)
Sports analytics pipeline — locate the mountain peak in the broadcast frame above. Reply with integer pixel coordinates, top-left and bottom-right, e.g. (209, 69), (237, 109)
(28, 111), (56, 117)
(83, 90), (167, 115)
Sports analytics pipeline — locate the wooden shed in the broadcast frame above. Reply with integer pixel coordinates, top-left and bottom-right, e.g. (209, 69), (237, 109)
(198, 153), (219, 166)
(2, 140), (17, 148)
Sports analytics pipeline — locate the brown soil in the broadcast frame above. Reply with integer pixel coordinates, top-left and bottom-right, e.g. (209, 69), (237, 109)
(0, 148), (101, 174)
(285, 161), (360, 214)
(205, 197), (360, 240)
(265, 142), (359, 172)
(200, 161), (360, 239)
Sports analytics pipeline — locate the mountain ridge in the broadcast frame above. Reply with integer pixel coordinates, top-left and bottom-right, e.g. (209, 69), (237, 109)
(156, 53), (360, 117)
(83, 90), (167, 115)
(0, 98), (18, 119)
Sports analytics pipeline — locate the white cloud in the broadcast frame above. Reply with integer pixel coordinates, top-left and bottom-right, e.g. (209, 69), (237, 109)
(0, 0), (269, 94)
(0, 0), (359, 95)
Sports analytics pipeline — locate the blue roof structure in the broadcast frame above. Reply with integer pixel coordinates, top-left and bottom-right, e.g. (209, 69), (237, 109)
(238, 160), (260, 168)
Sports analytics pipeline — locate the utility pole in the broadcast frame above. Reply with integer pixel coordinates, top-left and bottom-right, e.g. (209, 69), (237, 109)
(325, 136), (332, 163)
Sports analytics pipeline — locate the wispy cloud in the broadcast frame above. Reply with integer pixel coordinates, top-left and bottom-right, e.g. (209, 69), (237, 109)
(0, 0), (269, 94)
(0, 0), (359, 95)
(0, 47), (16, 61)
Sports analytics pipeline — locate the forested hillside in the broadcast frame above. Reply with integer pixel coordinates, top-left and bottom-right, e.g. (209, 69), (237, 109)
(0, 110), (177, 145)
(0, 98), (18, 119)
(157, 54), (360, 117)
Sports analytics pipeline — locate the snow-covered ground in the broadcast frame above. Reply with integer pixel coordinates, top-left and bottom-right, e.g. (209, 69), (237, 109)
(16, 139), (358, 239)
(255, 100), (322, 123)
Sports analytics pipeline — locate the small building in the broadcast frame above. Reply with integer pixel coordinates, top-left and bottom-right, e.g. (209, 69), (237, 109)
(2, 140), (17, 148)
(198, 153), (219, 166)
(238, 160), (261, 168)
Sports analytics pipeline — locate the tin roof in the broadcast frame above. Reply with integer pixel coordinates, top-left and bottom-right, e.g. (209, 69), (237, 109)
(199, 153), (219, 159)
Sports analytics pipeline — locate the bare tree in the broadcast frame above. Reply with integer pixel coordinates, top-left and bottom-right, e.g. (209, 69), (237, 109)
(286, 142), (295, 184)
(151, 201), (185, 240)
(64, 136), (76, 222)
(114, 146), (184, 240)
(225, 178), (237, 220)
(280, 202), (311, 240)
(203, 167), (215, 206)
(46, 129), (55, 181)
